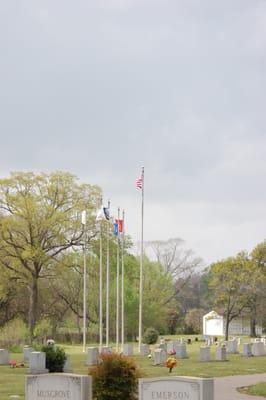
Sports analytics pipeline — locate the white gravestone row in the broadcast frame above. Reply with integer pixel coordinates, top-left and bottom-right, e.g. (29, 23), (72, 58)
(26, 374), (214, 400)
(139, 376), (214, 400)
(0, 349), (9, 365)
(26, 374), (91, 400)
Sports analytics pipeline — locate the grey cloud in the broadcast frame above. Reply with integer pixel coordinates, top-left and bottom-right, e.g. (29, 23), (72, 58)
(0, 0), (265, 262)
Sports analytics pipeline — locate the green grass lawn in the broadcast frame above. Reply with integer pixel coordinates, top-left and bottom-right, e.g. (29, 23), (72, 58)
(238, 382), (266, 398)
(1, 337), (266, 400)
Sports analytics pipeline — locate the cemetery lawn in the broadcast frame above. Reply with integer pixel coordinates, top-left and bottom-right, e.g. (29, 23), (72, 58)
(1, 338), (266, 400)
(238, 382), (266, 397)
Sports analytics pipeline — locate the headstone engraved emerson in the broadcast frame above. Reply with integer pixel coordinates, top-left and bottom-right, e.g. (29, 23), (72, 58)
(26, 374), (91, 400)
(139, 377), (213, 400)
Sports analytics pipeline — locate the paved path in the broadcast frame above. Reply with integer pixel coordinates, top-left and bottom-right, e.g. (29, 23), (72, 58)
(215, 374), (266, 399)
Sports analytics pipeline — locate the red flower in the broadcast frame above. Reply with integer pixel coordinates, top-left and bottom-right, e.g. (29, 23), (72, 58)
(9, 360), (17, 368)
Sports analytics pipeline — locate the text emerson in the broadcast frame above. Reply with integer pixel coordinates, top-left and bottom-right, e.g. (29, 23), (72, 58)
(37, 390), (71, 399)
(151, 391), (191, 399)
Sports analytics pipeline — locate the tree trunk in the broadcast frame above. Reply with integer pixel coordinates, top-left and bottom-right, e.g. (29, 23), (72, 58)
(28, 276), (38, 343)
(225, 316), (230, 341)
(250, 302), (257, 337)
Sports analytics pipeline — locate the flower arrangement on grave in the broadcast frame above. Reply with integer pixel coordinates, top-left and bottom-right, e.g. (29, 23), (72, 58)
(165, 357), (177, 373)
(168, 349), (176, 355)
(9, 360), (17, 368)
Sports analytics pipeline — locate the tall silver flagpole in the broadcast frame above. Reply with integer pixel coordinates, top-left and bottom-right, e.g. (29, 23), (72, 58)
(138, 167), (144, 353)
(116, 207), (120, 352)
(81, 210), (87, 353)
(106, 200), (110, 347)
(99, 220), (103, 351)
(121, 209), (125, 353)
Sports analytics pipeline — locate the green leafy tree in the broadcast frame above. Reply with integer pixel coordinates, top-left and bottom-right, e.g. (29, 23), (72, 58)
(248, 241), (266, 336)
(0, 171), (100, 340)
(208, 253), (252, 340)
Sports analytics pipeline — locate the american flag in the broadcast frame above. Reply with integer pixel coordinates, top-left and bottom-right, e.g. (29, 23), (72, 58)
(135, 176), (143, 190)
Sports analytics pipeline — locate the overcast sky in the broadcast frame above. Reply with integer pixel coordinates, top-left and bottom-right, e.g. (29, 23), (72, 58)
(0, 0), (265, 264)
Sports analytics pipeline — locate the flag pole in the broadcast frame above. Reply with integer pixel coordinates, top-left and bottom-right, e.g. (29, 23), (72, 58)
(106, 200), (110, 347)
(81, 210), (87, 353)
(121, 209), (125, 353)
(99, 220), (103, 351)
(138, 167), (144, 353)
(116, 207), (120, 352)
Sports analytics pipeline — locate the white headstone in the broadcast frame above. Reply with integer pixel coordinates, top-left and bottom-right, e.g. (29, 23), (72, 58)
(85, 347), (99, 366)
(63, 356), (72, 373)
(123, 343), (133, 356)
(153, 349), (167, 365)
(199, 346), (211, 362)
(242, 343), (252, 357)
(139, 376), (214, 400)
(167, 341), (178, 354)
(101, 346), (112, 354)
(28, 352), (48, 374)
(0, 349), (9, 365)
(252, 342), (265, 356)
(175, 344), (187, 359)
(216, 346), (227, 361)
(26, 374), (91, 400)
(23, 347), (33, 363)
(227, 339), (238, 354)
(158, 343), (167, 352)
(140, 344), (150, 356)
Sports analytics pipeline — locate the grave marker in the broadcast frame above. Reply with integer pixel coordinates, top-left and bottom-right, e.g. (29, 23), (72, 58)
(139, 376), (214, 400)
(28, 352), (48, 374)
(26, 373), (91, 400)
(0, 349), (9, 365)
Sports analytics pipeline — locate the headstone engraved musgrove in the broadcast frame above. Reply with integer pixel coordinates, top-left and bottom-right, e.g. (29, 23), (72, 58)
(139, 377), (214, 400)
(26, 373), (91, 400)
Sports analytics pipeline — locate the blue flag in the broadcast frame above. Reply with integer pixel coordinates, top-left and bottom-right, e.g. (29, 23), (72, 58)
(113, 223), (118, 236)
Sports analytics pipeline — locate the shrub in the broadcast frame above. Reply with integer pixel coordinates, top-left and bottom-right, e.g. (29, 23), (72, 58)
(143, 327), (159, 344)
(41, 345), (66, 373)
(89, 353), (141, 400)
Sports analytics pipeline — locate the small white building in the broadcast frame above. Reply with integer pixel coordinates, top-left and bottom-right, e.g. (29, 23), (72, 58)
(203, 311), (262, 336)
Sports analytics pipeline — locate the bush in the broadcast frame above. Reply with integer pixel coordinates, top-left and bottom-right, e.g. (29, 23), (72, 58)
(41, 345), (66, 373)
(143, 327), (159, 344)
(89, 353), (141, 400)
